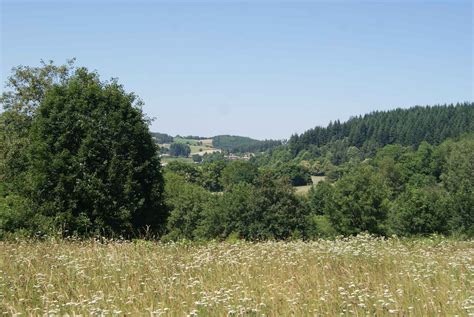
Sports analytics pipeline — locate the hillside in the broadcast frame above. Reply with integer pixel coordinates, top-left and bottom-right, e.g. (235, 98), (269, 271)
(212, 135), (282, 153)
(152, 133), (282, 154)
(150, 132), (174, 144)
(289, 103), (473, 155)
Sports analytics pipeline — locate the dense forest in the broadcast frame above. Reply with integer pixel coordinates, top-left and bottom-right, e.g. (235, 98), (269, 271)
(162, 135), (473, 239)
(253, 104), (474, 172)
(0, 60), (472, 240)
(212, 135), (282, 153)
(289, 104), (473, 157)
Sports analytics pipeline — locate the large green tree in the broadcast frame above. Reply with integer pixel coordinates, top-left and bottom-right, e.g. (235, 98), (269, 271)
(200, 173), (309, 240)
(440, 136), (474, 235)
(388, 186), (451, 235)
(26, 68), (166, 237)
(220, 160), (259, 190)
(325, 165), (391, 235)
(1, 60), (76, 193)
(1, 60), (77, 237)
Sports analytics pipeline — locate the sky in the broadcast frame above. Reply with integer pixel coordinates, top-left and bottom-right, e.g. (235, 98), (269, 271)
(1, 0), (472, 139)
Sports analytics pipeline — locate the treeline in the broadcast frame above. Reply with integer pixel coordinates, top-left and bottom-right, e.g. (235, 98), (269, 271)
(178, 135), (209, 140)
(160, 134), (473, 240)
(163, 161), (308, 240)
(151, 132), (174, 144)
(307, 136), (473, 237)
(289, 104), (473, 157)
(213, 135), (282, 153)
(152, 133), (282, 154)
(169, 143), (191, 157)
(1, 60), (472, 240)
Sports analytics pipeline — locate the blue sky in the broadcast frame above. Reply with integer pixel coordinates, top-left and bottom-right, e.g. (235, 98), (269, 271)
(1, 0), (472, 139)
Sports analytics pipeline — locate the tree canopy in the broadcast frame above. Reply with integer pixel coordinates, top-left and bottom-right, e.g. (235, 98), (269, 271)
(1, 63), (166, 238)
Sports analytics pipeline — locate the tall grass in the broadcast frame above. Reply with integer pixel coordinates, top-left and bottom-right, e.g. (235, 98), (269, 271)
(1, 235), (472, 316)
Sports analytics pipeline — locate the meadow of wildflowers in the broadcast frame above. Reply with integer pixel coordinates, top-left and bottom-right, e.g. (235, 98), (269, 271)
(1, 234), (472, 316)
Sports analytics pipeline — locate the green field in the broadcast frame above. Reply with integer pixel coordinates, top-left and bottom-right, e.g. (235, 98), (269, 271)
(160, 156), (194, 164)
(173, 137), (200, 145)
(190, 145), (215, 154)
(294, 175), (326, 195)
(2, 236), (472, 316)
(170, 138), (218, 155)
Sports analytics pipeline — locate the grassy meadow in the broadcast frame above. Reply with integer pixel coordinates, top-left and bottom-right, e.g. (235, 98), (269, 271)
(173, 137), (201, 146)
(294, 176), (327, 195)
(1, 235), (472, 316)
(160, 157), (194, 164)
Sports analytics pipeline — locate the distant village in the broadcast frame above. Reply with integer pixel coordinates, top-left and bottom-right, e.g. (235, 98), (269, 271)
(154, 136), (255, 166)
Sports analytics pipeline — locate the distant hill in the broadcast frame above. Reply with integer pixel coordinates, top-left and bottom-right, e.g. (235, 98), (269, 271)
(289, 103), (474, 155)
(151, 132), (282, 153)
(151, 132), (174, 144)
(152, 104), (473, 158)
(212, 135), (282, 153)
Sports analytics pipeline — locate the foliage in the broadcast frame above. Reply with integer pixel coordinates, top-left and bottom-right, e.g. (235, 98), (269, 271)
(199, 160), (226, 192)
(1, 59), (76, 115)
(213, 135), (281, 153)
(169, 142), (191, 157)
(165, 161), (202, 183)
(289, 104), (473, 158)
(388, 186), (451, 235)
(201, 174), (309, 240)
(163, 172), (212, 241)
(1, 60), (473, 240)
(1, 60), (78, 237)
(192, 154), (203, 163)
(440, 136), (474, 235)
(269, 163), (312, 186)
(1, 64), (166, 238)
(305, 135), (474, 237)
(220, 160), (259, 189)
(202, 151), (225, 163)
(324, 164), (391, 235)
(307, 181), (333, 215)
(151, 132), (174, 144)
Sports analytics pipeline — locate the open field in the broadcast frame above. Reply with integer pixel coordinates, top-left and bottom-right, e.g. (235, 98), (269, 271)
(294, 176), (327, 195)
(160, 157), (194, 164)
(190, 145), (205, 154)
(159, 139), (219, 156)
(201, 139), (214, 147)
(189, 145), (220, 155)
(311, 175), (326, 184)
(173, 137), (201, 145)
(193, 148), (222, 156)
(1, 235), (472, 316)
(294, 185), (313, 195)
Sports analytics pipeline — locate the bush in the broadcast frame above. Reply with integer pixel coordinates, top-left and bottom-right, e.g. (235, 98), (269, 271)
(200, 174), (310, 240)
(307, 180), (333, 215)
(163, 172), (213, 241)
(272, 163), (312, 186)
(192, 154), (203, 163)
(388, 186), (451, 235)
(326, 165), (391, 235)
(220, 160), (259, 190)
